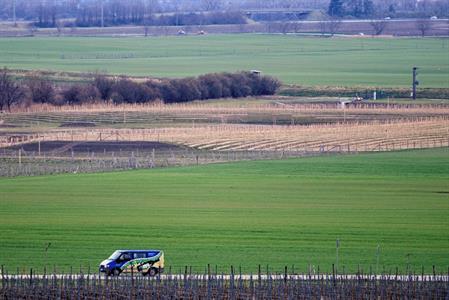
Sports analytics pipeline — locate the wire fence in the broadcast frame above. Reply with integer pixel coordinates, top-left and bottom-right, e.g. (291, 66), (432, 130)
(0, 147), (326, 177)
(1, 136), (448, 177)
(1, 265), (448, 299)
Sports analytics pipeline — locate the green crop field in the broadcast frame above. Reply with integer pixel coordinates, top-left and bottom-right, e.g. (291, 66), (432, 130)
(0, 148), (448, 274)
(0, 35), (448, 87)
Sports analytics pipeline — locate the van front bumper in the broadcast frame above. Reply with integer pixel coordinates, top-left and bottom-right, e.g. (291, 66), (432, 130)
(99, 265), (109, 273)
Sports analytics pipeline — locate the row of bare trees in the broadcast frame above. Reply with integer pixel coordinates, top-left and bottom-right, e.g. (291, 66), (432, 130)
(315, 17), (436, 36)
(368, 18), (435, 36)
(1, 0), (447, 26)
(0, 69), (281, 111)
(76, 10), (246, 28)
(0, 69), (23, 112)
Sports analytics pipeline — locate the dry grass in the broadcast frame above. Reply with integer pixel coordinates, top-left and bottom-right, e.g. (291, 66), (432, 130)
(14, 102), (449, 115)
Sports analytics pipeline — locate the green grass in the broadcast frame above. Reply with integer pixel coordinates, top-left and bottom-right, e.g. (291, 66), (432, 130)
(0, 148), (448, 274)
(0, 35), (448, 87)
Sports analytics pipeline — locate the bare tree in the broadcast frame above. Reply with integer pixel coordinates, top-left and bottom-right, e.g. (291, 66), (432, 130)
(281, 22), (291, 34)
(328, 16), (342, 36)
(369, 19), (388, 35)
(291, 22), (303, 34)
(56, 20), (63, 36)
(0, 68), (25, 112)
(28, 24), (37, 36)
(415, 19), (432, 37)
(26, 76), (55, 104)
(318, 17), (328, 36)
(201, 0), (223, 11)
(318, 14), (342, 36)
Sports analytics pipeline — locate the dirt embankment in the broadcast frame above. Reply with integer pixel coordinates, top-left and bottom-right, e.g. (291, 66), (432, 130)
(0, 19), (448, 37)
(280, 85), (449, 100)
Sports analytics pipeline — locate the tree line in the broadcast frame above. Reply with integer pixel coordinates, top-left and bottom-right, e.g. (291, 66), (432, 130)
(328, 0), (448, 18)
(328, 0), (374, 18)
(1, 0), (447, 26)
(0, 69), (280, 111)
(75, 11), (246, 28)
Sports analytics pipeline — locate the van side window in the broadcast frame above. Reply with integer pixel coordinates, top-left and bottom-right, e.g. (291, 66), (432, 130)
(134, 253), (146, 259)
(119, 253), (131, 262)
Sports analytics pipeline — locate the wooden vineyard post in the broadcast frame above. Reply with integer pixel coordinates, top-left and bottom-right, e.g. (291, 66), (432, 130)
(131, 266), (134, 296)
(336, 239), (340, 274)
(29, 268), (33, 286)
(376, 244), (380, 275)
(1, 265), (4, 289)
(332, 264), (336, 286)
(151, 149), (155, 168)
(230, 265), (235, 300)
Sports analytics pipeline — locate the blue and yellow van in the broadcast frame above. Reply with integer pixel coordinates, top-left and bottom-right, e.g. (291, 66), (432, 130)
(99, 250), (164, 276)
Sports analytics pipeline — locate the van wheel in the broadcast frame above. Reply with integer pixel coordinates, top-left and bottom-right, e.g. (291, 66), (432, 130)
(147, 268), (158, 277)
(113, 268), (121, 276)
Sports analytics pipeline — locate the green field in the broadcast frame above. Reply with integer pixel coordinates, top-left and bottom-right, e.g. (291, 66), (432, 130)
(0, 35), (448, 87)
(0, 148), (448, 274)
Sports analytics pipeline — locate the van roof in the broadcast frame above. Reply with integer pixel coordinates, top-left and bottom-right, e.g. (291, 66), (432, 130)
(116, 250), (161, 252)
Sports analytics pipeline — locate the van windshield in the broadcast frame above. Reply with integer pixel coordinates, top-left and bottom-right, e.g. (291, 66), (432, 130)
(108, 251), (122, 260)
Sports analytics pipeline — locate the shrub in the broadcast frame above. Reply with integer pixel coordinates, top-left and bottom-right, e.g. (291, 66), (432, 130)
(63, 84), (100, 104)
(13, 72), (282, 107)
(111, 78), (158, 104)
(156, 81), (173, 103)
(93, 75), (115, 100)
(0, 68), (25, 111)
(27, 77), (55, 104)
(258, 76), (282, 95)
(226, 73), (252, 98)
(168, 78), (202, 103)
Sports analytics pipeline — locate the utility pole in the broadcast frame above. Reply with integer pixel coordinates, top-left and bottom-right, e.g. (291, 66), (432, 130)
(376, 244), (380, 275)
(44, 242), (51, 269)
(100, 0), (104, 28)
(336, 239), (340, 274)
(412, 67), (419, 100)
(12, 0), (16, 26)
(101, 0), (104, 27)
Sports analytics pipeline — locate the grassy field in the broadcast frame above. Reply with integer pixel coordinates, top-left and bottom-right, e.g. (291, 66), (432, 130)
(0, 35), (448, 87)
(0, 148), (448, 274)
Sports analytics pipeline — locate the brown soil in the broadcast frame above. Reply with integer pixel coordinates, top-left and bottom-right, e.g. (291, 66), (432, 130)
(6, 141), (186, 153)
